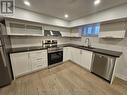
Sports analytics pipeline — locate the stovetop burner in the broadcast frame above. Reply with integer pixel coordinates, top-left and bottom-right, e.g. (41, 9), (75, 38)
(42, 40), (63, 53)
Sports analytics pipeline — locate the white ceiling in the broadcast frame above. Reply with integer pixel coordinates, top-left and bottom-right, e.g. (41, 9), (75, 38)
(15, 0), (127, 21)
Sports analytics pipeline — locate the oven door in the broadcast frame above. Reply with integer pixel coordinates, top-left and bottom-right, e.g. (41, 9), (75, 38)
(48, 51), (63, 66)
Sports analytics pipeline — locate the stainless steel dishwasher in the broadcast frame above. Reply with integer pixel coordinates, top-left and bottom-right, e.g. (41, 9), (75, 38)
(91, 53), (116, 82)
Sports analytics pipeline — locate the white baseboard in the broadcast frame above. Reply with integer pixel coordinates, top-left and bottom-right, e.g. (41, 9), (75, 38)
(115, 73), (127, 81)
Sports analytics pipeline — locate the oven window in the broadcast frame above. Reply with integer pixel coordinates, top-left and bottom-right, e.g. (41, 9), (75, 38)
(51, 52), (62, 60)
(48, 51), (63, 65)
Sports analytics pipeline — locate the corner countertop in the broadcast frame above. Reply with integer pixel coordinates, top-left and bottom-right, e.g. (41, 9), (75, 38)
(61, 44), (122, 57)
(9, 44), (122, 57)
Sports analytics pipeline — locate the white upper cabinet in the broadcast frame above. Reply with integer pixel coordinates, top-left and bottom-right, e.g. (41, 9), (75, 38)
(5, 19), (82, 37)
(60, 28), (71, 37)
(61, 31), (71, 37)
(99, 31), (126, 38)
(6, 22), (26, 35)
(6, 20), (43, 36)
(43, 25), (56, 30)
(99, 21), (127, 38)
(26, 24), (43, 36)
(71, 27), (81, 37)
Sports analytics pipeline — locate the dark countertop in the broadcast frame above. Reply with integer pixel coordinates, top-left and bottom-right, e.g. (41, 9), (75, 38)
(9, 44), (122, 57)
(9, 46), (47, 53)
(61, 44), (122, 57)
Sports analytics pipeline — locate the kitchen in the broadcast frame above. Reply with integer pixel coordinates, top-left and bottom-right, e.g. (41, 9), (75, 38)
(0, 0), (127, 95)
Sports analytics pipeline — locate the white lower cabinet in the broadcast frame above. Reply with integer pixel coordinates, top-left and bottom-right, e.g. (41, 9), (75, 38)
(10, 52), (30, 78)
(71, 47), (81, 65)
(64, 47), (93, 71)
(10, 50), (48, 78)
(63, 47), (71, 61)
(80, 50), (93, 71)
(11, 47), (93, 78)
(29, 50), (47, 71)
(30, 59), (47, 71)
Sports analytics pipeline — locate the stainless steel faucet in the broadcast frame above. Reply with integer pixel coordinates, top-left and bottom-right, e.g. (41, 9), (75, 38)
(85, 38), (91, 47)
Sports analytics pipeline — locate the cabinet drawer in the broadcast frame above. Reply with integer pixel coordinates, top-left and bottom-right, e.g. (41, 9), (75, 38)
(31, 59), (47, 71)
(29, 50), (47, 60)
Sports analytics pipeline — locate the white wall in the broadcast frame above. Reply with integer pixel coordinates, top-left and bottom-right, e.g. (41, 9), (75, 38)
(4, 7), (69, 27)
(70, 3), (127, 27)
(115, 47), (127, 81)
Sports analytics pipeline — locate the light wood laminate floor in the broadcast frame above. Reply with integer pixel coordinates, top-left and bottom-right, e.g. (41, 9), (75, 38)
(0, 61), (127, 95)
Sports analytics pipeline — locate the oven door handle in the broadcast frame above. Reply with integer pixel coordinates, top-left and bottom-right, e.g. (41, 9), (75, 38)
(56, 53), (62, 56)
(48, 50), (63, 54)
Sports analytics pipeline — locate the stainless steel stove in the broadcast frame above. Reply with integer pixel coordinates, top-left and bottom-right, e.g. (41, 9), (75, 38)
(43, 40), (63, 66)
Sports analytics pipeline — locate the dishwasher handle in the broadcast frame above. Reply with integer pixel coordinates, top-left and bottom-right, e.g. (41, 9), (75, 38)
(94, 53), (115, 59)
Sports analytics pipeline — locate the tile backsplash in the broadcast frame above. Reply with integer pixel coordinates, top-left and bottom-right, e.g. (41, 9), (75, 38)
(10, 36), (71, 48)
(11, 36), (127, 52)
(70, 36), (127, 52)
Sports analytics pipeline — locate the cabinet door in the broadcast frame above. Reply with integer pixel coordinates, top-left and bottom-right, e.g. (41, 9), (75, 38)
(99, 21), (126, 38)
(63, 47), (68, 61)
(99, 31), (126, 38)
(10, 52), (29, 78)
(29, 50), (47, 59)
(71, 47), (81, 64)
(68, 47), (72, 60)
(29, 50), (48, 71)
(61, 31), (71, 37)
(81, 50), (93, 71)
(31, 59), (47, 71)
(63, 47), (71, 61)
(26, 25), (43, 35)
(71, 27), (81, 37)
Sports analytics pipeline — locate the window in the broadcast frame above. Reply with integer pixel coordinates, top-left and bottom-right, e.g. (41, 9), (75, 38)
(81, 23), (100, 37)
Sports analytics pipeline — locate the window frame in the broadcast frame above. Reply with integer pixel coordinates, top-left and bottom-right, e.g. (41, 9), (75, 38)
(81, 23), (100, 37)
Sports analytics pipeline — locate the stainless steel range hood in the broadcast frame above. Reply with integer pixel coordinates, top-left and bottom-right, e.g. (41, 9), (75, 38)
(44, 30), (62, 36)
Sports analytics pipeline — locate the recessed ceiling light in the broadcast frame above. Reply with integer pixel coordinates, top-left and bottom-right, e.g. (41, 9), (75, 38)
(94, 0), (101, 5)
(24, 1), (30, 6)
(64, 14), (69, 18)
